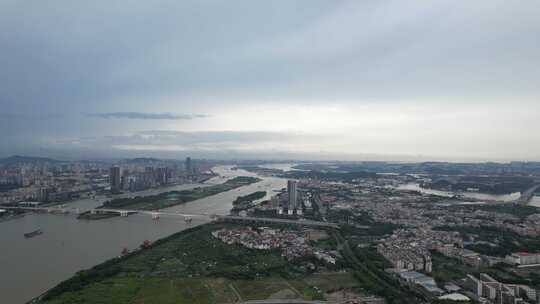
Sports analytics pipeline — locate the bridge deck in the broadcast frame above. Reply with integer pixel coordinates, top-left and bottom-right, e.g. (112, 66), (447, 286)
(0, 206), (339, 228)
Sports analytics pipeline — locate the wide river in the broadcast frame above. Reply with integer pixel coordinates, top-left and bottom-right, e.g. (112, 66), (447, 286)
(396, 183), (522, 203)
(0, 166), (288, 304)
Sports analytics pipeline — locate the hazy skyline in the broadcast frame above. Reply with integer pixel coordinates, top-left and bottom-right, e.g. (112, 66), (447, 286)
(2, 1), (540, 161)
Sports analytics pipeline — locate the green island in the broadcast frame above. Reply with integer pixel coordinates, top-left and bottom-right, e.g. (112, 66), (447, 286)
(231, 191), (266, 213)
(78, 176), (260, 220)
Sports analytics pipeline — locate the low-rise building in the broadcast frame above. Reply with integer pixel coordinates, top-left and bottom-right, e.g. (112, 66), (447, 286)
(505, 252), (540, 266)
(464, 273), (538, 304)
(399, 271), (444, 295)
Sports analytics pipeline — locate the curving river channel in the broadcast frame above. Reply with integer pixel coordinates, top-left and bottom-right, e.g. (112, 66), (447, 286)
(0, 166), (288, 304)
(396, 183), (521, 203)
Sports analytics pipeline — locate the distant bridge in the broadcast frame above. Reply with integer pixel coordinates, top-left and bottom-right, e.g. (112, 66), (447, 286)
(0, 206), (210, 220)
(0, 206), (339, 228)
(515, 184), (540, 205)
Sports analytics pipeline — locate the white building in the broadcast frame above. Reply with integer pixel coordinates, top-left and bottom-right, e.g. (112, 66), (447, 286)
(506, 252), (540, 266)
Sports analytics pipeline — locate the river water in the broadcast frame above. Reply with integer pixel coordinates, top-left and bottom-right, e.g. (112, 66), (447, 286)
(529, 196), (540, 208)
(396, 183), (521, 203)
(0, 166), (287, 304)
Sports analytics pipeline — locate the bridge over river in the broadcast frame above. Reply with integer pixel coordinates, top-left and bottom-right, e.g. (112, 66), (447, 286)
(515, 184), (540, 205)
(1, 206), (339, 228)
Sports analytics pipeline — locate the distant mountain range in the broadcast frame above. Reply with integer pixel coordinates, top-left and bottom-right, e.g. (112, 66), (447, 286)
(0, 155), (65, 165)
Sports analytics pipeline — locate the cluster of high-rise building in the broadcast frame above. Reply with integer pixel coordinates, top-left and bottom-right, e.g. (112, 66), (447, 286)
(109, 157), (199, 193)
(0, 156), (204, 204)
(109, 165), (173, 193)
(0, 160), (109, 204)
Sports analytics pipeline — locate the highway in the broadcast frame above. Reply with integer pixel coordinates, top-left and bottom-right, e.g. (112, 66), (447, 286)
(220, 215), (339, 228)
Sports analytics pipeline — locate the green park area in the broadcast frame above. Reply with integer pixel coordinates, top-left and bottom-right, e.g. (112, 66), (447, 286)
(231, 191), (267, 213)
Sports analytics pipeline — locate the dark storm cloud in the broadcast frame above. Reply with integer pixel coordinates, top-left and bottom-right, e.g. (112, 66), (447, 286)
(86, 112), (207, 120)
(3, 0), (537, 112)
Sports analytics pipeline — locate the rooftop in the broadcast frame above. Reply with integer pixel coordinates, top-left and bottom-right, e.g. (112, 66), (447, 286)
(439, 293), (470, 301)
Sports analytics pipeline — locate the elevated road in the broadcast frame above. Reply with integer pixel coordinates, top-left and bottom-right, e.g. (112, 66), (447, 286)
(219, 215), (339, 228)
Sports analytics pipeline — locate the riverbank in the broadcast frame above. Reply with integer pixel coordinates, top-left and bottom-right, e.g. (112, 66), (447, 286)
(0, 166), (288, 304)
(231, 191), (267, 213)
(396, 183), (521, 203)
(0, 212), (26, 223)
(31, 221), (351, 304)
(80, 176), (260, 220)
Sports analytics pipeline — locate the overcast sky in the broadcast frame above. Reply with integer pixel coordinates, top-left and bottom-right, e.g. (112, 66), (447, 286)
(1, 0), (539, 161)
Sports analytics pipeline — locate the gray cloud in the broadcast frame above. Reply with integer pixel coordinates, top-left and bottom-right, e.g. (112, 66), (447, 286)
(86, 112), (208, 120)
(1, 1), (540, 160)
(53, 130), (307, 148)
(0, 113), (64, 120)
(4, 0), (538, 111)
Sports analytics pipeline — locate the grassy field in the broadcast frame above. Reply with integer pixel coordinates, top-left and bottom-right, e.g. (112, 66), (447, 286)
(44, 275), (353, 304)
(46, 277), (238, 304)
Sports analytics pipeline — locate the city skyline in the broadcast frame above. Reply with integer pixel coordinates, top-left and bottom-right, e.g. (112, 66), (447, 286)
(4, 2), (540, 304)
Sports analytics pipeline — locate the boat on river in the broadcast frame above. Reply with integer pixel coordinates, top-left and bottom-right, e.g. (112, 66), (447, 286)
(24, 229), (43, 238)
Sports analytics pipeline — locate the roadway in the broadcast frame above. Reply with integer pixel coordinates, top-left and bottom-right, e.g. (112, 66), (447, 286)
(220, 215), (339, 228)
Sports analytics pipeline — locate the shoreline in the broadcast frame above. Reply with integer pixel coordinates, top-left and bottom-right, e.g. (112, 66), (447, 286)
(29, 222), (212, 303)
(77, 176), (261, 220)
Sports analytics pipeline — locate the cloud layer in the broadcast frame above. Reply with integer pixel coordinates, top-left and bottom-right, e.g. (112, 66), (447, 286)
(87, 112), (207, 120)
(1, 1), (539, 160)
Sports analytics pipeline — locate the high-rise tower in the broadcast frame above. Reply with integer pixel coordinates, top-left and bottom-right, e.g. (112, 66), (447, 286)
(110, 166), (121, 193)
(287, 180), (298, 212)
(185, 157), (193, 174)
